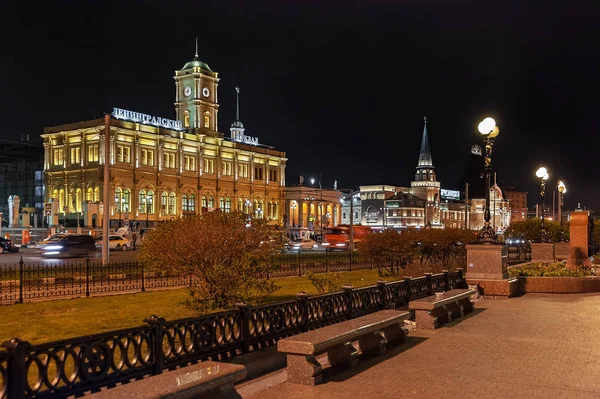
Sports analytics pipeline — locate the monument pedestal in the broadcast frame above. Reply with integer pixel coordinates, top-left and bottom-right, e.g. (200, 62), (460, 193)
(567, 211), (593, 269)
(554, 242), (569, 261)
(531, 243), (555, 263)
(466, 244), (518, 298)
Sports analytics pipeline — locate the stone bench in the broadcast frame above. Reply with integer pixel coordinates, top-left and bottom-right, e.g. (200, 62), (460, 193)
(277, 309), (410, 385)
(409, 288), (476, 329)
(91, 361), (246, 398)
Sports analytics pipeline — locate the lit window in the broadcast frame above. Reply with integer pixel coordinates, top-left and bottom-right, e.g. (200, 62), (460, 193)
(87, 144), (99, 162)
(168, 192), (176, 215)
(269, 169), (277, 182)
(147, 191), (154, 214)
(189, 194), (195, 212)
(184, 110), (190, 128)
(204, 114), (210, 128)
(203, 158), (214, 174)
(224, 197), (231, 213)
(184, 155), (196, 171)
(238, 164), (248, 178)
(139, 190), (147, 214)
(53, 148), (64, 166)
(254, 167), (263, 180)
(141, 149), (155, 166)
(207, 196), (214, 208)
(93, 187), (100, 202)
(222, 161), (232, 176)
(163, 152), (176, 169)
(117, 145), (131, 163)
(86, 188), (93, 202)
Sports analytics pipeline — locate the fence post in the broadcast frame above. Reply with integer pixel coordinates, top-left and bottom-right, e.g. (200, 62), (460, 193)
(442, 269), (449, 290)
(141, 262), (146, 292)
(2, 338), (31, 399)
(297, 292), (309, 332)
(144, 315), (166, 375)
(377, 280), (391, 309)
(404, 276), (412, 303)
(297, 251), (301, 277)
(18, 256), (24, 304)
(325, 249), (328, 273)
(424, 272), (433, 296)
(236, 302), (251, 354)
(343, 285), (353, 320)
(85, 255), (90, 297)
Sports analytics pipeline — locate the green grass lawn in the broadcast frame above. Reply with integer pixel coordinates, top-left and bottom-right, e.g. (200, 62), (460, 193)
(0, 269), (383, 344)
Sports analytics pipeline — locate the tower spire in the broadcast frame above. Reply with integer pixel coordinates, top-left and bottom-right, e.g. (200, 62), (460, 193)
(417, 115), (433, 168)
(235, 86), (240, 121)
(194, 37), (198, 59)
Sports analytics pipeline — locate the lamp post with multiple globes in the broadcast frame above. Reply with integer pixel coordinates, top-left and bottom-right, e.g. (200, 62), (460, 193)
(557, 180), (566, 241)
(535, 167), (550, 242)
(476, 117), (500, 243)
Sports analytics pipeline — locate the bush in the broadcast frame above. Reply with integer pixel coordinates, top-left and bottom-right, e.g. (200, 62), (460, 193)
(508, 262), (593, 278)
(307, 272), (342, 294)
(139, 212), (287, 312)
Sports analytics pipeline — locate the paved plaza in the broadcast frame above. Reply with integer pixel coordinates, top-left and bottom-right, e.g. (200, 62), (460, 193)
(246, 293), (600, 399)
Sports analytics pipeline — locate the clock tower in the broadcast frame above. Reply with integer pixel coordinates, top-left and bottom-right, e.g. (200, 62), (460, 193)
(174, 40), (220, 134)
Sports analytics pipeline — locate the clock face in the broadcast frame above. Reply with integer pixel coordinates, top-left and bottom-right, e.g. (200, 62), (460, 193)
(202, 87), (210, 97)
(184, 85), (192, 98)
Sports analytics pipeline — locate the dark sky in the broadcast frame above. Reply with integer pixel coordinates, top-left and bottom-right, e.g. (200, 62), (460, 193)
(2, 1), (599, 211)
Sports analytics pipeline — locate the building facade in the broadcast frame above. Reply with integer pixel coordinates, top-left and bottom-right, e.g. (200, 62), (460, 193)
(0, 140), (44, 227)
(285, 186), (342, 233)
(42, 52), (287, 228)
(502, 187), (528, 223)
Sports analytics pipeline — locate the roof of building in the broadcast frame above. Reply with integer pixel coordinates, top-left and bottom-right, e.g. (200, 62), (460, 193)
(416, 116), (434, 169)
(387, 191), (426, 207)
(181, 57), (212, 71)
(230, 120), (244, 129)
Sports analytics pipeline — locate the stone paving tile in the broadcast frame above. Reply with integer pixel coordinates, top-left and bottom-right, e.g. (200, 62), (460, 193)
(248, 293), (600, 399)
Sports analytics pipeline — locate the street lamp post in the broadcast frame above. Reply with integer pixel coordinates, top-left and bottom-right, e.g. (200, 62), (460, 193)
(291, 201), (297, 227)
(476, 117), (500, 243)
(558, 180), (566, 241)
(311, 176), (323, 240)
(115, 194), (122, 228)
(535, 167), (550, 242)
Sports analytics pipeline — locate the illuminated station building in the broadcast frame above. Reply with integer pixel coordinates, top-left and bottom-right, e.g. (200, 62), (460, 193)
(42, 49), (287, 228)
(342, 117), (510, 231)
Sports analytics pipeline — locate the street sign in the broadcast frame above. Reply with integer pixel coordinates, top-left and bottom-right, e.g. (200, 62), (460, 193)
(44, 203), (52, 211)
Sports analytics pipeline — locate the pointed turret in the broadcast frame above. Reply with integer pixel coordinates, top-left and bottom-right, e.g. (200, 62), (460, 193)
(417, 116), (433, 168)
(230, 86), (245, 140)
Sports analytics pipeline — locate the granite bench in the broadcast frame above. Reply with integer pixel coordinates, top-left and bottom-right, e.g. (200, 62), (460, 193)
(277, 309), (410, 385)
(409, 288), (476, 329)
(91, 361), (246, 399)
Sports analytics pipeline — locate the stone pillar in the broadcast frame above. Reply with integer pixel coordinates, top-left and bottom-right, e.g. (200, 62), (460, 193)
(531, 243), (555, 263)
(466, 244), (518, 297)
(567, 211), (592, 268)
(7, 195), (20, 228)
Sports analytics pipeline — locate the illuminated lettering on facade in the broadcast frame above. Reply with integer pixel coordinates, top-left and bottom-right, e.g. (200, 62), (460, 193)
(231, 130), (259, 146)
(112, 107), (183, 130)
(440, 189), (460, 200)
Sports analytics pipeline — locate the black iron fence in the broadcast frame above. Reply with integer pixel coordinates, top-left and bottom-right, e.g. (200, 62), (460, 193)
(506, 244), (532, 264)
(0, 269), (466, 399)
(0, 253), (374, 305)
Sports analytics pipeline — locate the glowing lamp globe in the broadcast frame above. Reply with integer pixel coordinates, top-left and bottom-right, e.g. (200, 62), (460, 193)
(535, 167), (547, 179)
(558, 181), (566, 194)
(478, 117), (496, 135)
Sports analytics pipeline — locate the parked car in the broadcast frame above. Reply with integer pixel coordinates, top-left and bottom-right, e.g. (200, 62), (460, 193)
(0, 237), (15, 254)
(95, 235), (130, 251)
(42, 235), (96, 258)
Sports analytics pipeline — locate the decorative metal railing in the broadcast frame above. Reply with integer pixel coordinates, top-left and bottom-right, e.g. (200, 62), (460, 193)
(0, 269), (466, 399)
(0, 253), (376, 305)
(507, 244), (532, 263)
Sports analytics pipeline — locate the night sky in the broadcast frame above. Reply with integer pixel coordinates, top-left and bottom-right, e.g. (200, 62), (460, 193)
(3, 1), (599, 211)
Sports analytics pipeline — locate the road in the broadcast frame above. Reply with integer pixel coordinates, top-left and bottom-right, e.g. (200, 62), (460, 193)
(0, 248), (140, 266)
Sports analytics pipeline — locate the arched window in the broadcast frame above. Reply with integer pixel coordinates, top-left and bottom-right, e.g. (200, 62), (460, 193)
(204, 112), (210, 129)
(219, 197), (225, 210)
(182, 194), (188, 212)
(94, 187), (100, 202)
(189, 194), (195, 212)
(75, 188), (82, 212)
(168, 192), (176, 215)
(268, 201), (278, 219)
(238, 198), (243, 212)
(243, 199), (251, 214)
(139, 190), (146, 214)
(86, 188), (93, 202)
(68, 189), (74, 212)
(161, 192), (168, 214)
(184, 110), (190, 128)
(202, 195), (207, 208)
(224, 197), (231, 213)
(147, 191), (154, 214)
(114, 188), (123, 213)
(207, 196), (214, 208)
(254, 200), (264, 218)
(123, 189), (131, 213)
